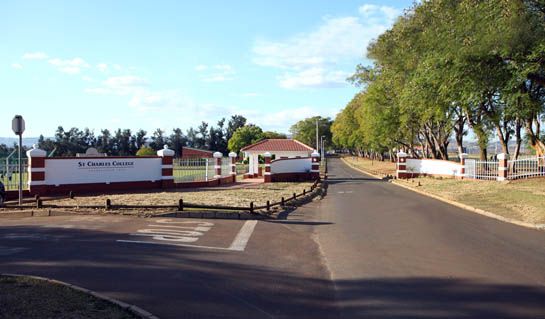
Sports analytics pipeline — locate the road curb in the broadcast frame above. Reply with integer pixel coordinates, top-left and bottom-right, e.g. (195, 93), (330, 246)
(341, 157), (545, 232)
(0, 273), (160, 319)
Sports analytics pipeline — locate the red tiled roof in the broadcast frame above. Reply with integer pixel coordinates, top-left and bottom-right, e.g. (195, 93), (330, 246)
(241, 139), (314, 152)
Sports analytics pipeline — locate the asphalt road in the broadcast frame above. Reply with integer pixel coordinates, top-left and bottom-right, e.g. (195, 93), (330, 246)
(0, 158), (544, 318)
(312, 158), (545, 318)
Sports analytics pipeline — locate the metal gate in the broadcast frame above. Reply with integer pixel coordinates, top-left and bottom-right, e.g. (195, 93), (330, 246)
(465, 159), (498, 180)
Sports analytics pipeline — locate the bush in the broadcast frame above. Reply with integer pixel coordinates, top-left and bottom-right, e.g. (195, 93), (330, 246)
(136, 146), (156, 156)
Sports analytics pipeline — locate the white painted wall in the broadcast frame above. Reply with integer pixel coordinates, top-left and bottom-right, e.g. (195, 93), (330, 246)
(271, 158), (312, 174)
(45, 157), (162, 185)
(406, 159), (462, 177)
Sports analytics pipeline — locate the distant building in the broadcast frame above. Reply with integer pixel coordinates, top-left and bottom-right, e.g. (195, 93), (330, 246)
(180, 147), (214, 159)
(241, 139), (314, 176)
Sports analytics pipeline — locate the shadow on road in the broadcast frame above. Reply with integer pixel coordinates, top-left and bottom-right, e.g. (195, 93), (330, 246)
(1, 226), (544, 319)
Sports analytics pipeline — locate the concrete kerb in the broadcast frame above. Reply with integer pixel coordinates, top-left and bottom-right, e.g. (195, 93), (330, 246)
(0, 273), (159, 319)
(341, 157), (545, 232)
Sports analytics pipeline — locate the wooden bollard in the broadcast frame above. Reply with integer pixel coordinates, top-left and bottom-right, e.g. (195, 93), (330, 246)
(266, 200), (270, 212)
(34, 194), (40, 201)
(281, 197), (285, 206)
(105, 199), (111, 210)
(250, 202), (254, 214)
(303, 189), (306, 195)
(36, 199), (42, 209)
(69, 191), (75, 199)
(178, 199), (184, 211)
(293, 193), (296, 200)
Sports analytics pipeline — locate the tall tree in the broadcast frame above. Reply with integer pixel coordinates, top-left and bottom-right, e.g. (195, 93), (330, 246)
(289, 116), (332, 149)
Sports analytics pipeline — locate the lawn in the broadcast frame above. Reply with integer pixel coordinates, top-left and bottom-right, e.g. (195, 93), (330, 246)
(47, 182), (314, 209)
(0, 275), (138, 319)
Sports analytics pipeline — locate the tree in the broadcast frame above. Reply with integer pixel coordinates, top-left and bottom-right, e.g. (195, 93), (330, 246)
(169, 128), (187, 157)
(149, 128), (166, 150)
(227, 125), (264, 153)
(226, 115), (247, 143)
(262, 131), (287, 139)
(289, 116), (332, 149)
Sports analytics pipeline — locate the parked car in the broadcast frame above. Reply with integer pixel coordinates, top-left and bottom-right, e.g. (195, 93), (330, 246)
(0, 181), (5, 206)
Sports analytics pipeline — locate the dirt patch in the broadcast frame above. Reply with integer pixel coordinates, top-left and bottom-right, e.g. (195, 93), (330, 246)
(0, 275), (139, 319)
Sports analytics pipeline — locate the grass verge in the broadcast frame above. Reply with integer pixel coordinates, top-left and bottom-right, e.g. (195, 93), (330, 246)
(0, 275), (139, 319)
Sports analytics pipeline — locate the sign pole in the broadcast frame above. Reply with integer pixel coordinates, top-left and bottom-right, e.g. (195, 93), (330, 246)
(12, 115), (25, 206)
(18, 134), (22, 206)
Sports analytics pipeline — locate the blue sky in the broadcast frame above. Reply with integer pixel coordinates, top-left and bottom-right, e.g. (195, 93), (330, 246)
(1, 0), (412, 137)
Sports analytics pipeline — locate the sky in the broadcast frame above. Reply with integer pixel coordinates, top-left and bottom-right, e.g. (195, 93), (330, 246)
(1, 0), (413, 137)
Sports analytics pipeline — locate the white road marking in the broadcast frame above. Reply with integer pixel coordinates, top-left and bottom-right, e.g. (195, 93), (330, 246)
(228, 220), (258, 251)
(117, 220), (258, 252)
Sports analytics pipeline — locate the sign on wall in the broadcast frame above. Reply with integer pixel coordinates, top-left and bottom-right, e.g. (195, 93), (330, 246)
(45, 157), (162, 185)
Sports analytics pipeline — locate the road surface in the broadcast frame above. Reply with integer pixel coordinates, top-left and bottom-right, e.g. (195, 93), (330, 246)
(0, 158), (544, 318)
(312, 158), (545, 318)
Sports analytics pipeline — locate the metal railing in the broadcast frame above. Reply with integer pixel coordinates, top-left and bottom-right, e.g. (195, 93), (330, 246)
(0, 158), (29, 190)
(508, 156), (545, 180)
(173, 157), (234, 183)
(173, 158), (212, 182)
(465, 159), (498, 180)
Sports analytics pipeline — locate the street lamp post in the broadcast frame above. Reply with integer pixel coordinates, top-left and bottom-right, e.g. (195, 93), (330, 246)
(11, 115), (25, 206)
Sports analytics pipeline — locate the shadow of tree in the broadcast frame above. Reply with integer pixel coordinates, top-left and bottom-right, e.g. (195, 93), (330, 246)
(0, 226), (544, 319)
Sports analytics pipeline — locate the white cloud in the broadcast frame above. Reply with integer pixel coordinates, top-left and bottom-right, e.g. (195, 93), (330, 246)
(85, 75), (149, 95)
(195, 64), (235, 82)
(97, 63), (108, 72)
(252, 4), (400, 88)
(279, 67), (349, 89)
(81, 76), (94, 82)
(22, 52), (48, 60)
(48, 57), (90, 74)
(11, 63), (23, 69)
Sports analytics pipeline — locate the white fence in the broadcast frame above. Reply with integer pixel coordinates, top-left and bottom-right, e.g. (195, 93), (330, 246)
(173, 157), (233, 183)
(0, 158), (28, 190)
(465, 159), (499, 180)
(508, 156), (545, 180)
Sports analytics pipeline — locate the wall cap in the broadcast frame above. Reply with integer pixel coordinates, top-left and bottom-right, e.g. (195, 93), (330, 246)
(311, 151), (320, 157)
(460, 153), (469, 159)
(497, 153), (509, 160)
(157, 145), (175, 157)
(397, 151), (408, 158)
(213, 151), (223, 158)
(228, 152), (237, 158)
(263, 152), (272, 157)
(26, 144), (47, 158)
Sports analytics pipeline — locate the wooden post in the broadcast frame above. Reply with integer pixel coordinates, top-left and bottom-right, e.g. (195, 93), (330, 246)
(293, 193), (296, 200)
(69, 191), (74, 199)
(281, 197), (285, 206)
(250, 202), (254, 214)
(303, 189), (306, 195)
(266, 200), (270, 212)
(36, 198), (42, 209)
(178, 199), (184, 211)
(105, 199), (111, 210)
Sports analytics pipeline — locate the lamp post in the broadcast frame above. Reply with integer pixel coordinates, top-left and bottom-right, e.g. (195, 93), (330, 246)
(11, 115), (25, 206)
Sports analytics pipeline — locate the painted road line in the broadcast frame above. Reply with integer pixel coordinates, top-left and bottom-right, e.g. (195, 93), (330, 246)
(117, 220), (258, 252)
(228, 220), (258, 251)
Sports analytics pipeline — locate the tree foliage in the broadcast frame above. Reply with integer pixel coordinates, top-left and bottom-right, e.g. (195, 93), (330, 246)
(333, 0), (545, 159)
